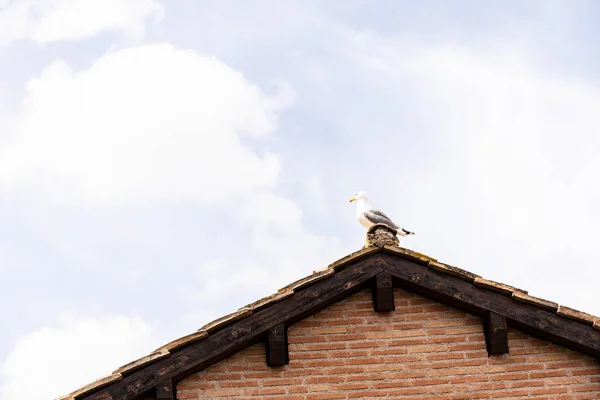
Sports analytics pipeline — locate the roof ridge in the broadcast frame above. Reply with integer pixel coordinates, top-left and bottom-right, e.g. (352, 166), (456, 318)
(58, 244), (600, 400)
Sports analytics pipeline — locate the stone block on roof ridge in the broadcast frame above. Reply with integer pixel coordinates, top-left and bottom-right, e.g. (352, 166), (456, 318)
(112, 349), (170, 375)
(280, 268), (335, 292)
(199, 308), (252, 333)
(69, 373), (122, 398)
(383, 245), (437, 264)
(427, 260), (479, 283)
(593, 320), (600, 331)
(155, 331), (209, 353)
(242, 288), (294, 312)
(366, 224), (399, 247)
(327, 246), (381, 271)
(474, 277), (527, 296)
(557, 305), (597, 325)
(511, 291), (558, 312)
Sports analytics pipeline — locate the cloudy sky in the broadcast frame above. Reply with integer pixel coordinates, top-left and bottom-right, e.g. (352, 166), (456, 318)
(1, 0), (600, 398)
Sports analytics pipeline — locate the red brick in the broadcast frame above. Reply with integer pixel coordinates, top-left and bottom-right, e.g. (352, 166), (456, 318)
(306, 393), (346, 400)
(177, 288), (600, 399)
(203, 389), (244, 397)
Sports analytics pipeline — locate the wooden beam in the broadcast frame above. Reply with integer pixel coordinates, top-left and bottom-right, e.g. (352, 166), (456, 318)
(81, 256), (385, 400)
(381, 253), (600, 359)
(77, 250), (600, 400)
(155, 379), (174, 400)
(484, 312), (508, 355)
(372, 272), (394, 312)
(266, 323), (288, 366)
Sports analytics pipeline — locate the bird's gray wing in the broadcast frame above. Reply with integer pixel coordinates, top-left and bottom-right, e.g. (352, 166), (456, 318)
(364, 208), (398, 228)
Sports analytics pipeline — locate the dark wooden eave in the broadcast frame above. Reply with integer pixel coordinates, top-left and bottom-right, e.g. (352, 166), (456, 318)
(74, 247), (600, 400)
(266, 323), (289, 367)
(155, 379), (174, 400)
(484, 312), (509, 355)
(382, 252), (600, 357)
(372, 272), (394, 312)
(81, 255), (384, 400)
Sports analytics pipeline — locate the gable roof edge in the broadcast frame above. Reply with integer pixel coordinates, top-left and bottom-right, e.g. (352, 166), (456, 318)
(61, 245), (600, 400)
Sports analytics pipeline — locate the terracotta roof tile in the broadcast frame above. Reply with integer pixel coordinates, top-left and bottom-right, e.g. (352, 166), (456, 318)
(511, 291), (559, 312)
(427, 260), (479, 283)
(594, 320), (600, 331)
(155, 330), (209, 353)
(557, 305), (596, 325)
(242, 288), (294, 312)
(383, 245), (437, 264)
(474, 277), (527, 296)
(327, 246), (380, 270)
(112, 349), (170, 375)
(68, 373), (122, 398)
(199, 308), (252, 333)
(282, 268), (335, 292)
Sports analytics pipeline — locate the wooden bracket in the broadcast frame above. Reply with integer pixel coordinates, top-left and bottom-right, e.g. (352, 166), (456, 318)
(373, 272), (394, 312)
(484, 312), (508, 355)
(156, 378), (174, 400)
(267, 323), (289, 367)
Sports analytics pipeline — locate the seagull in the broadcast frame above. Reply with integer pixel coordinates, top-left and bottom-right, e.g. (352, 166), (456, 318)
(349, 191), (415, 236)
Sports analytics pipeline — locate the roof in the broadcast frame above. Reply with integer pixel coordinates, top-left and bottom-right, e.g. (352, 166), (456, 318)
(59, 244), (600, 400)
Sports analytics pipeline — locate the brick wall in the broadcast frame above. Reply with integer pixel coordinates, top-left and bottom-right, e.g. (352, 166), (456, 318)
(178, 288), (600, 399)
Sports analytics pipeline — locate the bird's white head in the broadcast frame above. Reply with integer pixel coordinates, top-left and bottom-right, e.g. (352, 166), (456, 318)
(349, 191), (368, 203)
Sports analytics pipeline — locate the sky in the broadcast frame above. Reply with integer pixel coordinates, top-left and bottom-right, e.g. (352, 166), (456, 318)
(1, 0), (600, 398)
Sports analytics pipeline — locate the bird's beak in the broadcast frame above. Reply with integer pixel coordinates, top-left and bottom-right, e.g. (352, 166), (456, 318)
(349, 196), (357, 203)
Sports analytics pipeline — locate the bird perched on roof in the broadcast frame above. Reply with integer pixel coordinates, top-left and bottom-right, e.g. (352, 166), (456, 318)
(349, 191), (414, 236)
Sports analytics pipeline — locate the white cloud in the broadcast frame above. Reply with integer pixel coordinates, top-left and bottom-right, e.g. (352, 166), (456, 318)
(238, 192), (346, 272)
(178, 191), (348, 328)
(0, 44), (347, 392)
(0, 40), (344, 284)
(0, 312), (160, 400)
(0, 0), (164, 45)
(0, 43), (292, 204)
(341, 32), (600, 314)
